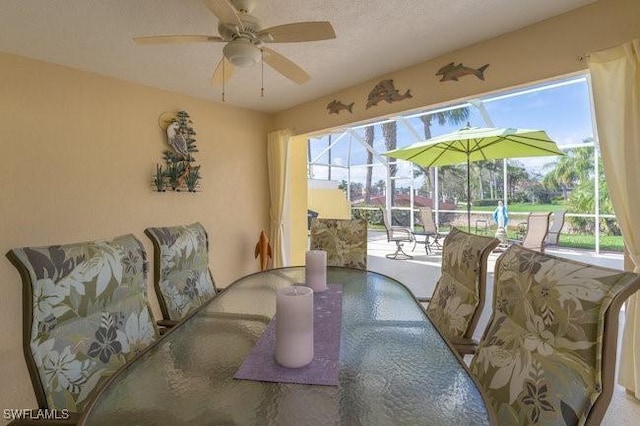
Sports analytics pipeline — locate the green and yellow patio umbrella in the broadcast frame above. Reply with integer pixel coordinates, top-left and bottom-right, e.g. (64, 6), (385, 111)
(383, 127), (564, 230)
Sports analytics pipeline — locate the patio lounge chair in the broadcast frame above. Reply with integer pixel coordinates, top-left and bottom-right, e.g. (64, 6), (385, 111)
(6, 234), (159, 418)
(546, 209), (566, 246)
(379, 208), (414, 260)
(414, 207), (446, 253)
(422, 228), (499, 356)
(470, 244), (640, 425)
(521, 212), (552, 252)
(310, 218), (368, 269)
(145, 222), (218, 323)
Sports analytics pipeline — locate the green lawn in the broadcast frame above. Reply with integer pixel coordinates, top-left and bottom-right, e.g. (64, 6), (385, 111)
(445, 225), (623, 252)
(363, 204), (624, 252)
(558, 234), (623, 252)
(371, 223), (623, 252)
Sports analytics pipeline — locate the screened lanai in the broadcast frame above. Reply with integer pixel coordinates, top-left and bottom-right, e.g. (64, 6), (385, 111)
(308, 74), (619, 254)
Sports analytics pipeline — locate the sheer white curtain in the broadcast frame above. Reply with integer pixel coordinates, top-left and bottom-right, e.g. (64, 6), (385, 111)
(267, 129), (291, 268)
(588, 39), (640, 398)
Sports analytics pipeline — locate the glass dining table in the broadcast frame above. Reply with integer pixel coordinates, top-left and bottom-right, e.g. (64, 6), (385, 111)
(79, 267), (495, 425)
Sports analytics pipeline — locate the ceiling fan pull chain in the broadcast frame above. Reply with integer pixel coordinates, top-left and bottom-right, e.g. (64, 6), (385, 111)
(222, 59), (226, 102)
(261, 49), (264, 98)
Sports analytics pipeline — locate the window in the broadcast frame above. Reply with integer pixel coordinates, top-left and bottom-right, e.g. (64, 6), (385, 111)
(308, 74), (618, 252)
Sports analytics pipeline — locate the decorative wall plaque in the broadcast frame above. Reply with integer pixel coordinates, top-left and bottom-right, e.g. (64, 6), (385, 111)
(153, 111), (201, 192)
(365, 80), (412, 109)
(326, 100), (354, 114)
(436, 62), (489, 81)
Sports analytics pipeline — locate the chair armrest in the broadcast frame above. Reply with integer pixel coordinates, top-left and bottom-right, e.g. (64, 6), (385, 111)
(8, 413), (79, 426)
(449, 337), (478, 356)
(390, 226), (413, 240)
(157, 319), (179, 335)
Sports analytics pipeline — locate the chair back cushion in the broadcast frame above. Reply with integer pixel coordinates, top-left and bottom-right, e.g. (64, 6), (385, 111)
(426, 228), (499, 339)
(7, 234), (158, 412)
(310, 218), (367, 269)
(522, 212), (551, 252)
(379, 208), (394, 240)
(419, 207), (438, 234)
(546, 210), (566, 245)
(145, 223), (216, 321)
(470, 244), (640, 425)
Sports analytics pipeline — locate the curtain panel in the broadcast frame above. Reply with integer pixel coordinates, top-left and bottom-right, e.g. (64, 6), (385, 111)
(267, 129), (292, 268)
(588, 39), (640, 398)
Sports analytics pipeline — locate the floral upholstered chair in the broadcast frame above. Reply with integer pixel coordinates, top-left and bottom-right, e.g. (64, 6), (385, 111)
(424, 227), (499, 355)
(470, 244), (640, 425)
(309, 218), (367, 269)
(6, 234), (159, 417)
(144, 222), (217, 322)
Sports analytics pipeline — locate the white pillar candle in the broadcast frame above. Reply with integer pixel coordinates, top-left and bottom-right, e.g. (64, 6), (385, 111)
(275, 286), (314, 368)
(305, 250), (327, 292)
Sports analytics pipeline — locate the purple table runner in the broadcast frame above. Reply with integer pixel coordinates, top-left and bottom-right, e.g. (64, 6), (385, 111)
(234, 284), (343, 386)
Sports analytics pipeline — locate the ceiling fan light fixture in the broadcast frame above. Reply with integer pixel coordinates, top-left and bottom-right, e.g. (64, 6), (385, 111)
(223, 39), (261, 68)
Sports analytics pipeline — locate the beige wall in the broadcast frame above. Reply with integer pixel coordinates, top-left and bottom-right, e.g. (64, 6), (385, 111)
(0, 52), (271, 413)
(274, 0), (640, 135)
(308, 189), (351, 220)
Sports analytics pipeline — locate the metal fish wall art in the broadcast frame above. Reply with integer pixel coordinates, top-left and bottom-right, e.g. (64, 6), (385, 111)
(366, 80), (412, 109)
(436, 62), (489, 82)
(326, 100), (354, 114)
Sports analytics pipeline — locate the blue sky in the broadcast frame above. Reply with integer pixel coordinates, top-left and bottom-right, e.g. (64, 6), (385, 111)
(309, 75), (595, 184)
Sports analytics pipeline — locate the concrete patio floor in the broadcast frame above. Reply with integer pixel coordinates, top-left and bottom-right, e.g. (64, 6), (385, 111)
(365, 230), (638, 425)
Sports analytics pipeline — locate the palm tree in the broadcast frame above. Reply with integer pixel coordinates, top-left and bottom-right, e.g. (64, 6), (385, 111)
(542, 156), (578, 200)
(542, 143), (593, 200)
(506, 162), (530, 200)
(382, 121), (397, 204)
(364, 126), (374, 204)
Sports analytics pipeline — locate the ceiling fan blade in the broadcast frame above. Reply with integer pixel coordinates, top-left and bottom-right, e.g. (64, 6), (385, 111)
(258, 22), (336, 43)
(262, 47), (310, 85)
(133, 35), (223, 45)
(211, 57), (235, 86)
(202, 0), (243, 28)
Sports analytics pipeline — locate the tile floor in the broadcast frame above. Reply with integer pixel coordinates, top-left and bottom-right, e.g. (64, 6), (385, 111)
(365, 231), (640, 425)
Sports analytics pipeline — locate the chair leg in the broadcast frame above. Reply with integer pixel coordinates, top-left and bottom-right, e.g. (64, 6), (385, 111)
(428, 235), (443, 251)
(386, 241), (413, 260)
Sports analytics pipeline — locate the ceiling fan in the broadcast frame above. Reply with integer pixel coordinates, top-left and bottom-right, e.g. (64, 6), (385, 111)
(133, 0), (336, 87)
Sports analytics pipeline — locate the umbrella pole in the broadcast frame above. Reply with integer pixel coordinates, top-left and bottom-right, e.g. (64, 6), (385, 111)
(467, 155), (471, 232)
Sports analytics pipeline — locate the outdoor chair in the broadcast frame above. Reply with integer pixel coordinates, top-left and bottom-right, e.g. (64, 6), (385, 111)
(6, 234), (159, 418)
(546, 209), (566, 246)
(470, 244), (640, 426)
(414, 207), (446, 254)
(422, 228), (499, 356)
(379, 208), (414, 260)
(145, 222), (218, 324)
(309, 218), (367, 269)
(520, 212), (552, 252)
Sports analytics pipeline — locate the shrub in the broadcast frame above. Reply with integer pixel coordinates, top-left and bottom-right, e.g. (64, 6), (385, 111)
(473, 199), (502, 207)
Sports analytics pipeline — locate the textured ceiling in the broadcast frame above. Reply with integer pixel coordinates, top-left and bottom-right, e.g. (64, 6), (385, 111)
(0, 0), (595, 113)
